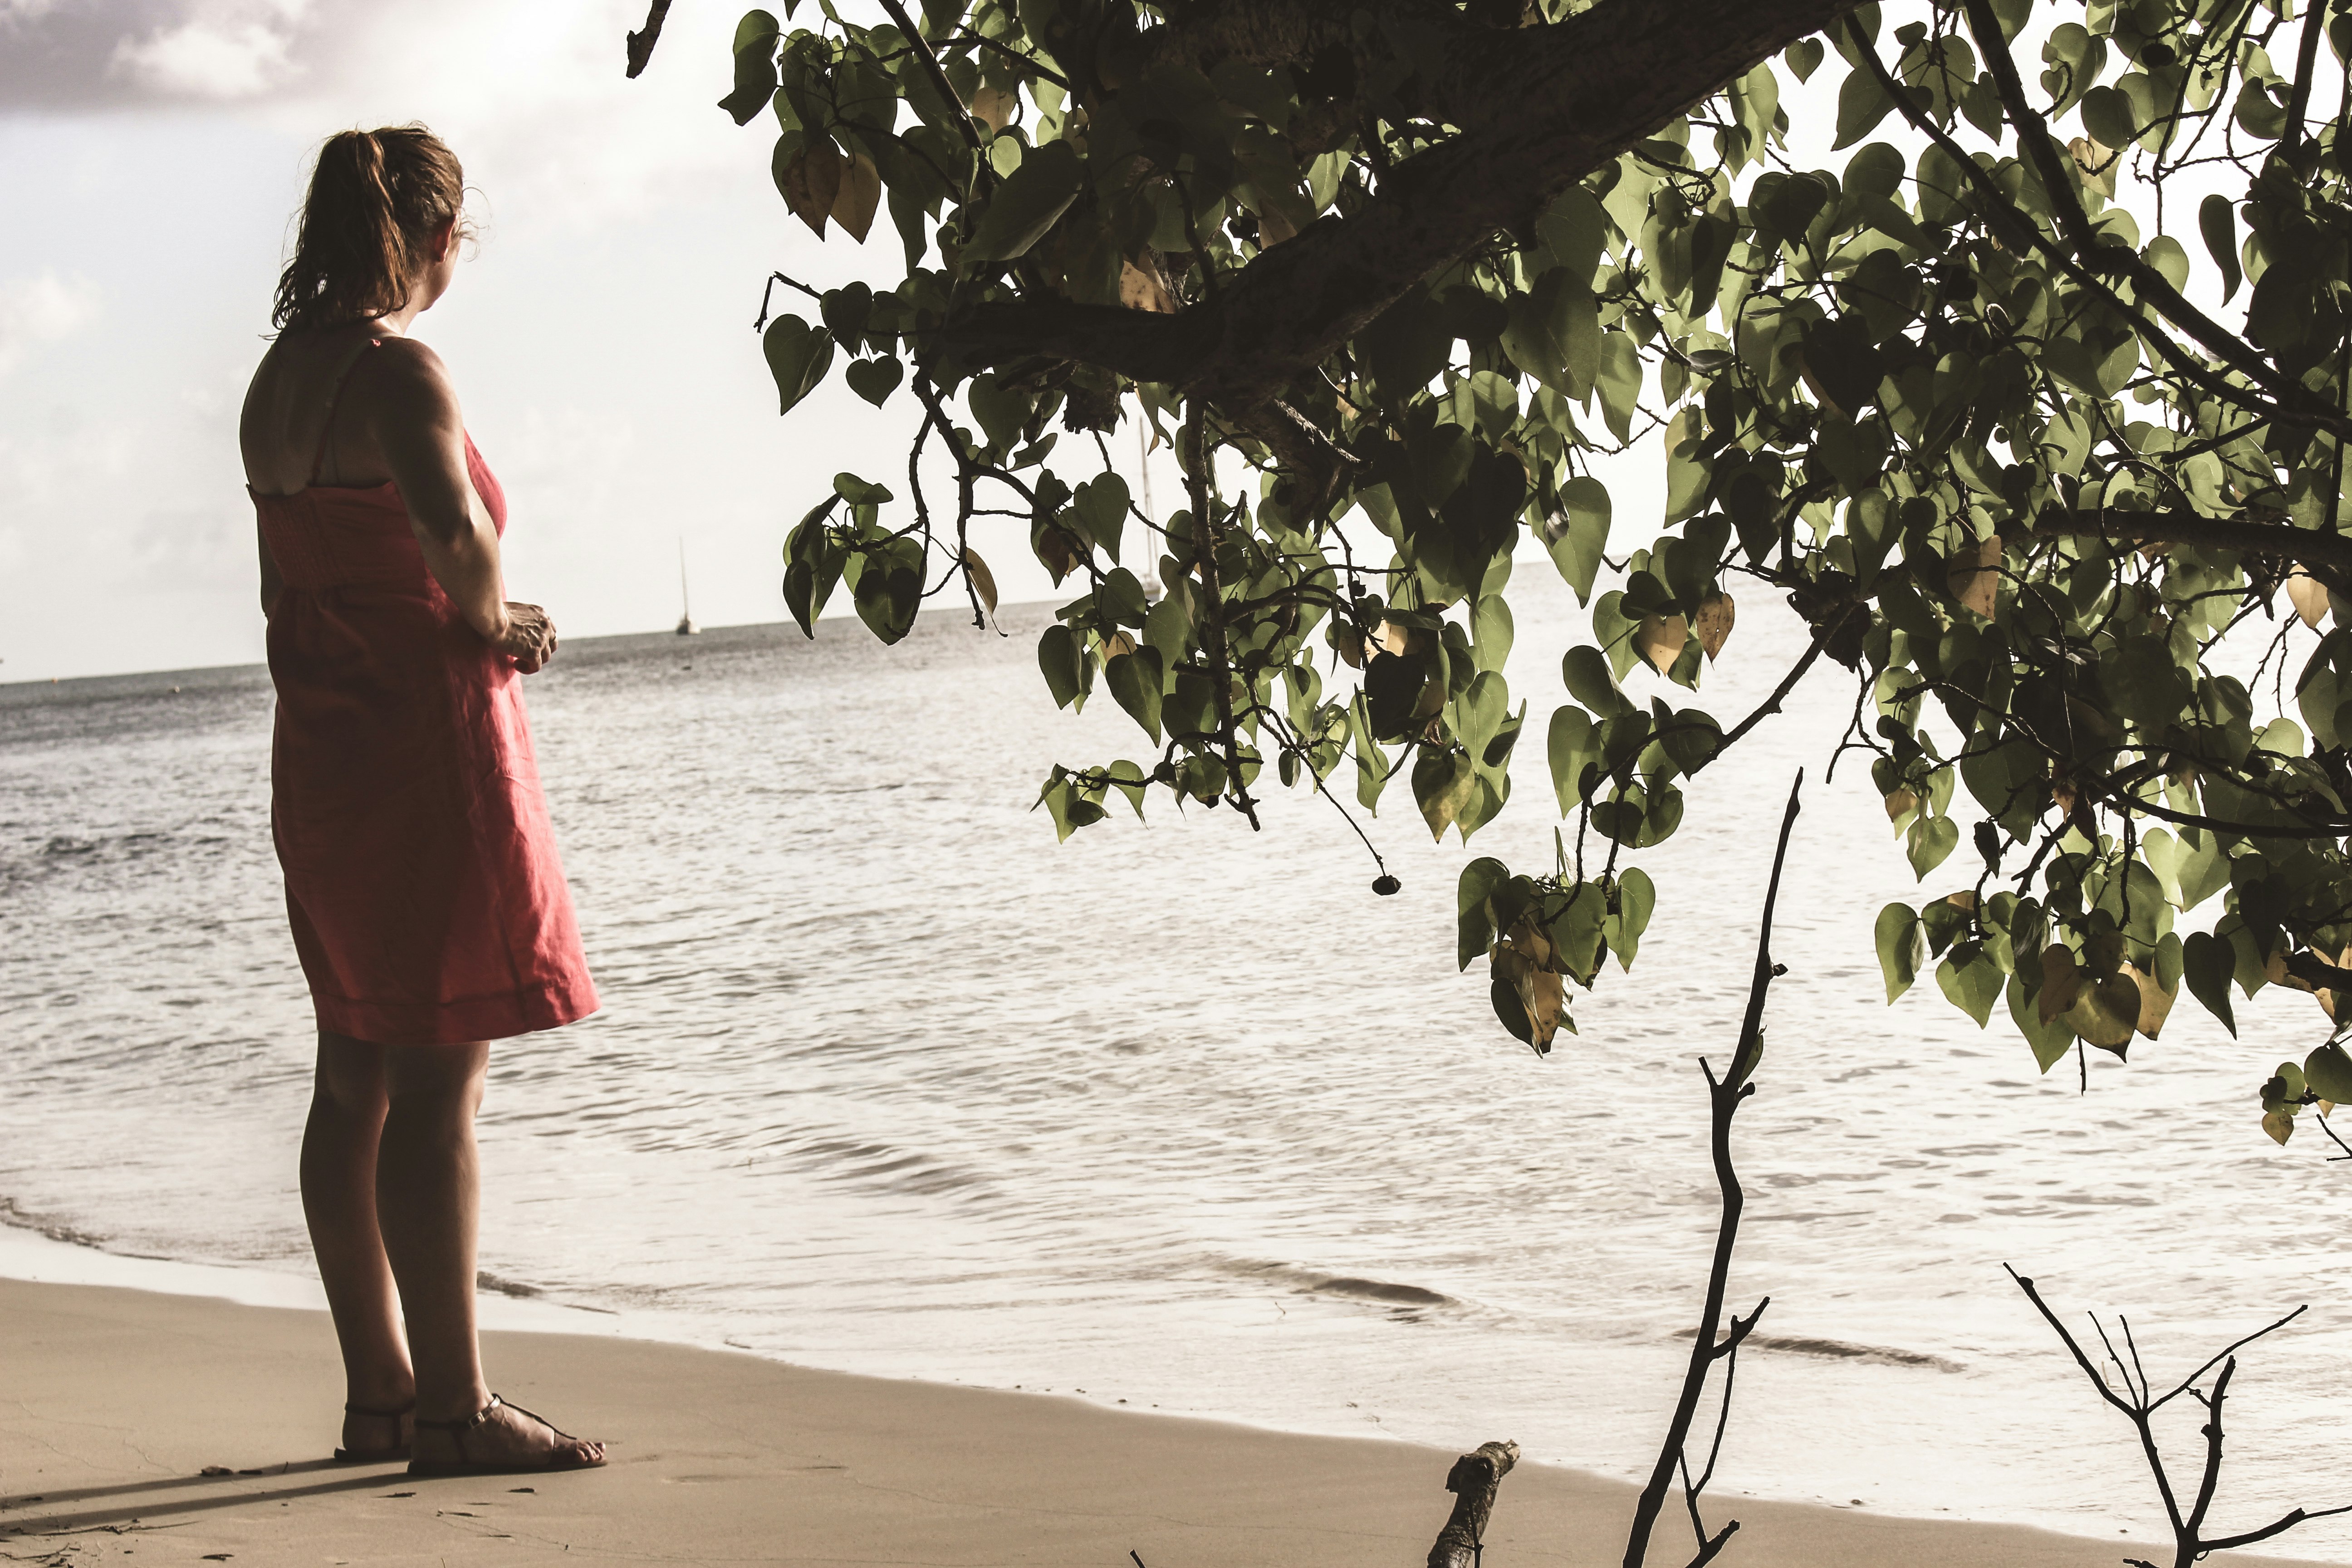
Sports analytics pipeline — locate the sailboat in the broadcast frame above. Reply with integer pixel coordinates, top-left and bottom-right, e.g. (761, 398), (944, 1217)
(675, 539), (700, 636)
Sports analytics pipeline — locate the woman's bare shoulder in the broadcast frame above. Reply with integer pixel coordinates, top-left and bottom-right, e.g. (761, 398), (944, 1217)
(363, 335), (461, 416)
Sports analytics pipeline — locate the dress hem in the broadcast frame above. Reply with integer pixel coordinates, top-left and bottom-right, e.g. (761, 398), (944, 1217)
(311, 981), (600, 1047)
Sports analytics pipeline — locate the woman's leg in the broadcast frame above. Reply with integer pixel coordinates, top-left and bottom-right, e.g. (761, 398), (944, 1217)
(301, 1031), (414, 1450)
(379, 1041), (602, 1466)
(375, 1039), (492, 1420)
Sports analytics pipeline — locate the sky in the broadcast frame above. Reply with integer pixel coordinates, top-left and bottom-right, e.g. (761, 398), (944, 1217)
(0, 0), (1151, 683)
(0, 1), (2284, 685)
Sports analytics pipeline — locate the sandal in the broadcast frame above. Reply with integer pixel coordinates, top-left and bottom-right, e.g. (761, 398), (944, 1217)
(332, 1400), (415, 1463)
(407, 1394), (606, 1477)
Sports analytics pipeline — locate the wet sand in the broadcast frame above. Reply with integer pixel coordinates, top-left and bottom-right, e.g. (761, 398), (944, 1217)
(0, 1277), (2334, 1568)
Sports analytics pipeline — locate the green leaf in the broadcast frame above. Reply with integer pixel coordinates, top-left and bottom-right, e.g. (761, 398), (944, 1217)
(1906, 814), (1959, 879)
(1548, 704), (1597, 813)
(1604, 868), (1655, 969)
(1596, 332), (1642, 442)
(1458, 856), (1510, 970)
(1413, 748), (1478, 842)
(2308, 1044), (2352, 1104)
(719, 10), (782, 125)
(1471, 593), (1514, 673)
(962, 139), (1084, 264)
(1074, 474), (1131, 562)
(1544, 475), (1612, 603)
(1104, 647), (1164, 742)
(1537, 186), (1609, 285)
(762, 314), (834, 415)
(1876, 902), (1924, 1002)
(847, 535), (923, 644)
(1501, 270), (1600, 401)
(1937, 949), (2002, 1027)
(2008, 972), (2076, 1073)
(2182, 930), (2237, 1036)
(780, 505), (844, 637)
(1561, 644), (1632, 718)
(844, 356), (903, 407)
(1038, 624), (1087, 710)
(1834, 63), (1896, 150)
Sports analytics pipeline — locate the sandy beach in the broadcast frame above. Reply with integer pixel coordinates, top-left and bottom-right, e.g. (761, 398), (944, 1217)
(0, 1277), (2336, 1568)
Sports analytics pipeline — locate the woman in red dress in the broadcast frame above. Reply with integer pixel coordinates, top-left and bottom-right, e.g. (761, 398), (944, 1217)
(241, 125), (604, 1476)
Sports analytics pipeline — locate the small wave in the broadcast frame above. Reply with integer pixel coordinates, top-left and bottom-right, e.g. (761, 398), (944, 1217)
(1221, 1258), (1455, 1308)
(475, 1271), (542, 1298)
(0, 1195), (111, 1250)
(1676, 1326), (1963, 1372)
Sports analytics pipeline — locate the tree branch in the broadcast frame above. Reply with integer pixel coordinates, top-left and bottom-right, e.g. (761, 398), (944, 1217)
(1961, 0), (2314, 410)
(1622, 772), (1802, 1568)
(2031, 505), (2352, 572)
(946, 0), (1866, 413)
(624, 0), (671, 78)
(1857, 17), (2348, 437)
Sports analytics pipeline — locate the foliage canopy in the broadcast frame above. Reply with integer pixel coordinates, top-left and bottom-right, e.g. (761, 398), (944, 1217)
(682, 0), (2352, 1135)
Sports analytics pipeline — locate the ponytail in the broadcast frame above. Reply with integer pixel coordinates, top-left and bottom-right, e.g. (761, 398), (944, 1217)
(273, 124), (468, 331)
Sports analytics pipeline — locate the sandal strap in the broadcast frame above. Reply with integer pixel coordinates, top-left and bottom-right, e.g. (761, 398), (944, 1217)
(495, 1398), (579, 1442)
(413, 1394), (503, 1434)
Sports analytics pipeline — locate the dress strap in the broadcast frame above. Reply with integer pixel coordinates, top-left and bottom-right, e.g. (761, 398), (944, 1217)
(309, 335), (384, 486)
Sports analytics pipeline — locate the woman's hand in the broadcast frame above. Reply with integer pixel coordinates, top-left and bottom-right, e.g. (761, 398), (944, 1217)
(488, 602), (558, 672)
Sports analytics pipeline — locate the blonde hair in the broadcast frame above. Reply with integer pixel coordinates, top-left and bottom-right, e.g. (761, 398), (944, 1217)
(273, 124), (469, 330)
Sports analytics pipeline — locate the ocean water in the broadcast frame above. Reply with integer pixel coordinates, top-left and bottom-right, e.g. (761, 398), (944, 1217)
(7, 568), (2352, 1555)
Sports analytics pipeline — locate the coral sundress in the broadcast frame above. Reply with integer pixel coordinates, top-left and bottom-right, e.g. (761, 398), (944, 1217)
(251, 338), (599, 1045)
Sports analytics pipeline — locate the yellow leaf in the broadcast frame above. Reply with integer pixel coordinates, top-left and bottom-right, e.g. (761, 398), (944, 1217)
(1946, 533), (2001, 619)
(1694, 591), (1735, 661)
(1633, 614), (1688, 676)
(2129, 961), (2176, 1039)
(1119, 256), (1179, 313)
(781, 143), (843, 238)
(2037, 944), (2082, 1025)
(1100, 631), (1137, 663)
(829, 153), (881, 243)
(2287, 568), (2329, 630)
(969, 86), (1016, 133)
(1882, 788), (1918, 823)
(2264, 1109), (2296, 1146)
(2066, 973), (2141, 1054)
(1944, 890), (1976, 911)
(1376, 619), (1431, 657)
(962, 547), (998, 613)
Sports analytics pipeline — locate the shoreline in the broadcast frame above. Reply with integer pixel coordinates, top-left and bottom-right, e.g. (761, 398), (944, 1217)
(0, 1230), (2340, 1568)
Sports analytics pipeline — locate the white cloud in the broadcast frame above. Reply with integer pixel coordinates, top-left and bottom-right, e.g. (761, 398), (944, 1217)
(0, 271), (102, 377)
(108, 2), (303, 100)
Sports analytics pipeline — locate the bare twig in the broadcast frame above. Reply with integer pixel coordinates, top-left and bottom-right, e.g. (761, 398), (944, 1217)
(1622, 771), (1803, 1568)
(2005, 1266), (2352, 1567)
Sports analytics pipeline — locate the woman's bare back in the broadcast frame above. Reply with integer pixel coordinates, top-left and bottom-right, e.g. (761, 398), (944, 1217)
(241, 324), (432, 496)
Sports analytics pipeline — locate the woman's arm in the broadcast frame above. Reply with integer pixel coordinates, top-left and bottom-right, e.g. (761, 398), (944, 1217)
(363, 341), (555, 671)
(257, 522), (284, 617)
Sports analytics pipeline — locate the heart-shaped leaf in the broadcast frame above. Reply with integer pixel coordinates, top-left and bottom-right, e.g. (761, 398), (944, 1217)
(849, 537), (923, 645)
(830, 152), (882, 242)
(844, 356), (902, 407)
(777, 141), (843, 237)
(1104, 647), (1164, 742)
(762, 315), (833, 416)
(963, 138), (1084, 265)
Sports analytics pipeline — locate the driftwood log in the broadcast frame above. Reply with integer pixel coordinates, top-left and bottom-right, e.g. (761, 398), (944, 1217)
(1426, 1441), (1519, 1568)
